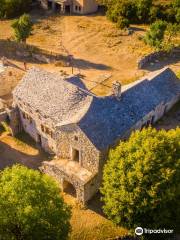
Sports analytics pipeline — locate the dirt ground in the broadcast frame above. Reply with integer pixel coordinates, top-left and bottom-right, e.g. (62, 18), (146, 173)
(0, 130), (50, 170)
(0, 10), (180, 98)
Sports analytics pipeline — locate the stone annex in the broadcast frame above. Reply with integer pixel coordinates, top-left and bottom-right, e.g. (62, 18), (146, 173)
(2, 67), (180, 204)
(39, 0), (98, 14)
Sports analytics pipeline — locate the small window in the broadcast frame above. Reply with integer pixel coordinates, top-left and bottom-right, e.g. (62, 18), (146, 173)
(41, 125), (45, 132)
(22, 112), (26, 119)
(75, 5), (78, 11)
(72, 148), (80, 162)
(74, 136), (78, 141)
(79, 6), (81, 11)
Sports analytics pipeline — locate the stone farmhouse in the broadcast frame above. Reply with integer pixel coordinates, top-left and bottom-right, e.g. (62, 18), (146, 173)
(39, 0), (98, 14)
(6, 67), (180, 204)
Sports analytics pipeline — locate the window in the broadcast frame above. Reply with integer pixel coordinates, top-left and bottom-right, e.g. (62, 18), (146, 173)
(79, 6), (81, 11)
(74, 135), (78, 141)
(75, 5), (78, 11)
(41, 124), (53, 138)
(72, 148), (80, 162)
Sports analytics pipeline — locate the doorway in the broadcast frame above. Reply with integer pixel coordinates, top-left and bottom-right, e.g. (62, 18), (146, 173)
(65, 5), (70, 13)
(48, 0), (52, 9)
(55, 3), (61, 12)
(72, 148), (80, 162)
(63, 180), (76, 197)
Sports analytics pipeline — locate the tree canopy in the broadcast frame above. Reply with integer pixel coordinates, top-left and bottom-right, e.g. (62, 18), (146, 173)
(101, 127), (180, 234)
(0, 165), (71, 240)
(0, 0), (31, 18)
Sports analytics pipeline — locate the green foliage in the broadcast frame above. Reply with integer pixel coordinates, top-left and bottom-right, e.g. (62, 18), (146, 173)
(101, 128), (180, 233)
(0, 0), (32, 18)
(116, 17), (129, 29)
(172, 0), (180, 23)
(106, 0), (137, 24)
(144, 20), (167, 49)
(0, 165), (71, 240)
(102, 0), (180, 26)
(11, 14), (33, 42)
(136, 0), (152, 22)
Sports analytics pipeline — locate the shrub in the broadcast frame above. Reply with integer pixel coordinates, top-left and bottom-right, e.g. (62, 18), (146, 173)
(101, 128), (180, 234)
(0, 165), (71, 240)
(11, 14), (33, 42)
(116, 17), (130, 29)
(136, 0), (152, 22)
(144, 20), (167, 49)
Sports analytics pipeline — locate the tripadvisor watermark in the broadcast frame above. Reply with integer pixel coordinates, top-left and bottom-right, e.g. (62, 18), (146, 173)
(135, 227), (174, 236)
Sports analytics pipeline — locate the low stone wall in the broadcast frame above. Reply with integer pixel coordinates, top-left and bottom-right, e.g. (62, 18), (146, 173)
(137, 51), (166, 69)
(137, 48), (180, 69)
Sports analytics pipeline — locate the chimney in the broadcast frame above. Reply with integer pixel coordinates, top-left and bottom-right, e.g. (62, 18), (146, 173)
(112, 81), (121, 100)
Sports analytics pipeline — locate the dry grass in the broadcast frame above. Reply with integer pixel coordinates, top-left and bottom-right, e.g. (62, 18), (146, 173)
(1, 12), (180, 97)
(63, 195), (128, 240)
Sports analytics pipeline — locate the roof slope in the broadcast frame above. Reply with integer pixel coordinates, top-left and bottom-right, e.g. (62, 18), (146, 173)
(13, 67), (180, 150)
(13, 68), (93, 126)
(77, 68), (180, 150)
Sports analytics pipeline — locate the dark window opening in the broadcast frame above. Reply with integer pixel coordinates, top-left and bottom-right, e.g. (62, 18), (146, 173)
(65, 5), (70, 13)
(37, 134), (42, 145)
(72, 148), (80, 162)
(55, 3), (61, 12)
(79, 6), (81, 11)
(75, 5), (78, 11)
(48, 1), (52, 9)
(63, 180), (76, 197)
(151, 116), (155, 125)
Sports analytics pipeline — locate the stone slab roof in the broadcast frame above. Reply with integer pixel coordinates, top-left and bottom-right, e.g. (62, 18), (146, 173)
(77, 67), (180, 150)
(43, 159), (93, 184)
(13, 67), (180, 151)
(13, 68), (93, 127)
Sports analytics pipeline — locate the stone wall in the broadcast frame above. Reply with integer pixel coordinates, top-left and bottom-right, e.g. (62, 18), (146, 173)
(13, 98), (57, 154)
(40, 161), (86, 203)
(56, 124), (101, 173)
(137, 48), (180, 69)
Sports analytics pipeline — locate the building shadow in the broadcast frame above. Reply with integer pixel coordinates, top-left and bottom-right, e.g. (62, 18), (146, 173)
(87, 191), (105, 217)
(0, 131), (50, 170)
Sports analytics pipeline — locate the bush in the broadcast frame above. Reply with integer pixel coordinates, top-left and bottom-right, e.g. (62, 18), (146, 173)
(116, 17), (129, 29)
(144, 20), (167, 49)
(0, 0), (32, 18)
(0, 165), (71, 240)
(11, 14), (33, 42)
(101, 128), (180, 233)
(136, 0), (152, 22)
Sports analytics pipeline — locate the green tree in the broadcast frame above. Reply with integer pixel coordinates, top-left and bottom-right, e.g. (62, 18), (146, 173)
(136, 0), (152, 22)
(11, 14), (33, 43)
(144, 20), (167, 49)
(0, 165), (71, 240)
(101, 128), (180, 234)
(172, 0), (180, 23)
(0, 0), (31, 18)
